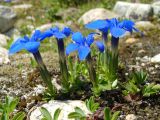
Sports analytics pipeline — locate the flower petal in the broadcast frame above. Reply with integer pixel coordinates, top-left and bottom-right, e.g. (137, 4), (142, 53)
(72, 32), (85, 44)
(39, 29), (53, 41)
(24, 42), (40, 53)
(94, 41), (105, 52)
(110, 27), (126, 38)
(30, 30), (41, 42)
(85, 20), (109, 30)
(86, 33), (95, 46)
(53, 32), (66, 39)
(61, 27), (72, 37)
(9, 42), (25, 55)
(119, 20), (135, 33)
(65, 43), (79, 55)
(78, 46), (90, 60)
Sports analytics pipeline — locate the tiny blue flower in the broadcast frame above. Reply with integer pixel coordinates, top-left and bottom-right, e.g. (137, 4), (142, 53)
(66, 32), (104, 60)
(40, 26), (72, 40)
(108, 18), (139, 38)
(9, 30), (41, 55)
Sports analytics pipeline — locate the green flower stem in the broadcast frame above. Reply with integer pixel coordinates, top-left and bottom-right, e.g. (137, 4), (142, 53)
(86, 53), (97, 88)
(33, 51), (56, 96)
(56, 39), (70, 91)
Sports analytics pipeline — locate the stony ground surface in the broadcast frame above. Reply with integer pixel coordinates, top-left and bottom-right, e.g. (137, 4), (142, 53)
(0, 25), (160, 119)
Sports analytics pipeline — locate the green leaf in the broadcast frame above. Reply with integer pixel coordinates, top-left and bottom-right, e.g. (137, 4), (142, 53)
(40, 107), (52, 120)
(53, 108), (61, 120)
(68, 112), (82, 119)
(75, 107), (85, 116)
(12, 112), (25, 120)
(9, 98), (19, 113)
(111, 111), (120, 120)
(104, 107), (111, 120)
(85, 97), (99, 113)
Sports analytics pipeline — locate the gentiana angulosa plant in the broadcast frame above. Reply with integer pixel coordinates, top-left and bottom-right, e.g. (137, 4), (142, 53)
(0, 96), (25, 120)
(9, 18), (160, 98)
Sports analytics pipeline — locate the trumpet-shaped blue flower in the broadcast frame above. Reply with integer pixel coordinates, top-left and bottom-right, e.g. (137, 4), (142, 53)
(40, 26), (72, 40)
(66, 32), (104, 60)
(85, 18), (139, 38)
(9, 30), (42, 54)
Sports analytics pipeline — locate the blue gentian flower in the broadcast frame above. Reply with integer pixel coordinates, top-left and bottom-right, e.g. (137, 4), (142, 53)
(85, 18), (139, 38)
(9, 30), (41, 54)
(40, 26), (72, 40)
(66, 32), (104, 60)
(107, 18), (139, 38)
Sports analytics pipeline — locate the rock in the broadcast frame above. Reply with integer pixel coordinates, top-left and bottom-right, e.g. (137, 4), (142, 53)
(151, 53), (160, 63)
(36, 23), (53, 32)
(0, 47), (10, 65)
(0, 34), (10, 47)
(152, 1), (160, 17)
(113, 1), (153, 20)
(12, 4), (32, 14)
(5, 28), (21, 40)
(0, 5), (17, 33)
(36, 22), (66, 32)
(135, 21), (155, 30)
(125, 38), (138, 44)
(78, 8), (119, 24)
(28, 100), (91, 120)
(125, 114), (137, 120)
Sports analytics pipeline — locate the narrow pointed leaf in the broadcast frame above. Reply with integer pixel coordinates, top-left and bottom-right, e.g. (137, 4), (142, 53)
(40, 107), (52, 120)
(53, 108), (61, 120)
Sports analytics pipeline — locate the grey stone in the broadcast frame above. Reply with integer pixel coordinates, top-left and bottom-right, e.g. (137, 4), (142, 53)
(152, 1), (160, 17)
(28, 100), (91, 120)
(135, 21), (156, 30)
(5, 28), (21, 40)
(151, 53), (160, 63)
(0, 34), (10, 47)
(113, 1), (153, 20)
(0, 5), (17, 33)
(0, 47), (10, 65)
(125, 114), (137, 120)
(78, 8), (119, 24)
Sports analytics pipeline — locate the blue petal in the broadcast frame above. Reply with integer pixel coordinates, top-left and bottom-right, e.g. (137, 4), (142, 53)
(85, 20), (109, 30)
(30, 30), (41, 42)
(39, 29), (53, 41)
(110, 27), (126, 38)
(24, 42), (40, 53)
(61, 27), (72, 37)
(107, 18), (119, 28)
(119, 20), (135, 33)
(53, 32), (66, 39)
(72, 32), (85, 44)
(94, 41), (105, 52)
(9, 38), (25, 55)
(65, 43), (79, 55)
(86, 33), (95, 46)
(78, 46), (90, 60)
(50, 26), (59, 33)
